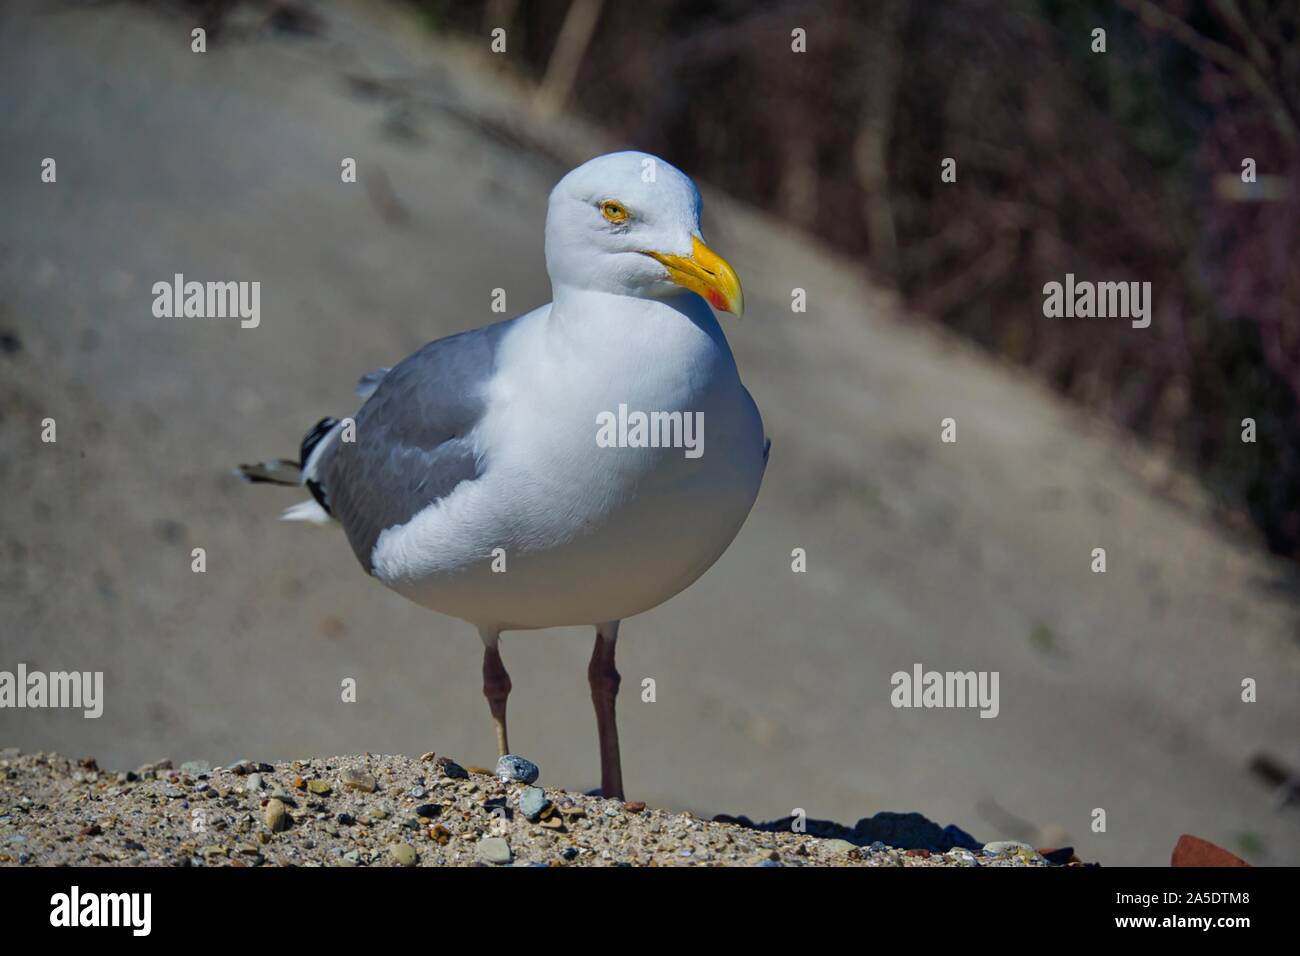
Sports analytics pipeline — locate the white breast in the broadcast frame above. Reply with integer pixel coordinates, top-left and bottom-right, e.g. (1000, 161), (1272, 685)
(371, 293), (766, 630)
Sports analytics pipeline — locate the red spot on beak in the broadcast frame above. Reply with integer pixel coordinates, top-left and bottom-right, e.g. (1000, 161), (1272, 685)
(705, 288), (728, 311)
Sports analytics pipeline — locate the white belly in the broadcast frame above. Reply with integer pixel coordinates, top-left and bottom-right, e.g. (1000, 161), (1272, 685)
(370, 297), (767, 630)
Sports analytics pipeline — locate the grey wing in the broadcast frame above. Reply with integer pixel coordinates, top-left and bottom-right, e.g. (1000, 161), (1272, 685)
(355, 367), (390, 399)
(315, 320), (511, 571)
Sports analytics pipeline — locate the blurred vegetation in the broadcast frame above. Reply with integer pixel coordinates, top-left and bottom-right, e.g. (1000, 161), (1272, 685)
(414, 0), (1299, 560)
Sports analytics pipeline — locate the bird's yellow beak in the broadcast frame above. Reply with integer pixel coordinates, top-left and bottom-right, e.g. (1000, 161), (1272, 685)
(642, 235), (744, 317)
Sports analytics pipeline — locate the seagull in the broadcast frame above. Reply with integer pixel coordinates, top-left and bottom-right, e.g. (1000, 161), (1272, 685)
(239, 151), (768, 799)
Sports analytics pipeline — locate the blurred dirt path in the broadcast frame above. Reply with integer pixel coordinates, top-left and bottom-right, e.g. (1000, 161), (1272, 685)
(1, 0), (1297, 865)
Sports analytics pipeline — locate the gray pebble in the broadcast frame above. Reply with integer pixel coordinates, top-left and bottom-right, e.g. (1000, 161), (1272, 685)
(494, 754), (539, 785)
(519, 786), (549, 821)
(820, 838), (858, 855)
(476, 837), (512, 864)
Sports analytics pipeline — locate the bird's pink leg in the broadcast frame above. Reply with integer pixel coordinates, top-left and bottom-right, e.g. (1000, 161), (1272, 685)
(481, 637), (512, 757)
(588, 622), (624, 800)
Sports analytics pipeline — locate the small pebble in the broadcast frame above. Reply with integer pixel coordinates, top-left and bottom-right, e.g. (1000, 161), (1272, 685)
(340, 769), (377, 793)
(494, 754), (539, 785)
(1039, 846), (1075, 865)
(476, 836), (512, 865)
(519, 786), (549, 821)
(820, 838), (857, 855)
(264, 799), (290, 832)
(983, 840), (1033, 856)
(437, 758), (468, 780)
(390, 843), (418, 866)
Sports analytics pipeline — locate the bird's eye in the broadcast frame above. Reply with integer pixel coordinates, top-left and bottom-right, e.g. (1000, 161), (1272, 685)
(599, 200), (629, 224)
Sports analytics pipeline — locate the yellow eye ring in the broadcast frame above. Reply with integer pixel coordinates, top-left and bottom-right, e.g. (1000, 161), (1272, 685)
(599, 200), (629, 224)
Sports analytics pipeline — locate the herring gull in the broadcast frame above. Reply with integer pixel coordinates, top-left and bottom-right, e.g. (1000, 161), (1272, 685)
(239, 151), (768, 798)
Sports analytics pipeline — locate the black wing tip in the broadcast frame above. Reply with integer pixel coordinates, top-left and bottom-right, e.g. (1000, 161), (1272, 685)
(300, 416), (340, 467)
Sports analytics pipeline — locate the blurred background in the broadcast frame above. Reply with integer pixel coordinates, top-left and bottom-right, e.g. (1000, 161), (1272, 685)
(437, 0), (1300, 562)
(1, 0), (1297, 865)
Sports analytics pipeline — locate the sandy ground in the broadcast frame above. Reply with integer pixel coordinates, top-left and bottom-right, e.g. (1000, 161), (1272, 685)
(1, 0), (1298, 866)
(0, 748), (1073, 867)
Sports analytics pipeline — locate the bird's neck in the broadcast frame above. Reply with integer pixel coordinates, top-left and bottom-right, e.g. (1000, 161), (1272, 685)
(548, 284), (732, 361)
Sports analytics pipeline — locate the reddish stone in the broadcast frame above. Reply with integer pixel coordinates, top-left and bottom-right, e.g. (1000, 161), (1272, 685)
(1170, 834), (1250, 867)
(905, 848), (931, 858)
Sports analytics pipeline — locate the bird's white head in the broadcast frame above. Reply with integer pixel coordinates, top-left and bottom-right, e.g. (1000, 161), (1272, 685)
(544, 151), (743, 316)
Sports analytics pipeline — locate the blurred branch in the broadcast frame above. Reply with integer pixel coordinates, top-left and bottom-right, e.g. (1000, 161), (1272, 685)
(532, 0), (605, 120)
(1119, 0), (1297, 145)
(852, 0), (906, 283)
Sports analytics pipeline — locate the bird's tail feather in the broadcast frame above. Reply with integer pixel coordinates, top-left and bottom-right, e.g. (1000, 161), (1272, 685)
(281, 498), (333, 524)
(236, 459), (302, 486)
(238, 417), (340, 526)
